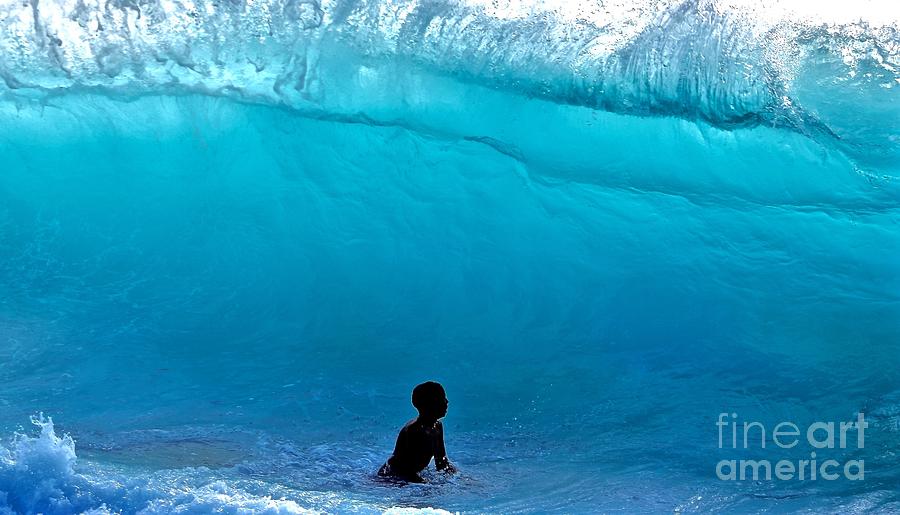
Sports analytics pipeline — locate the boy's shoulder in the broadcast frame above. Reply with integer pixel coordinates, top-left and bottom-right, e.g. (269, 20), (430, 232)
(401, 417), (442, 434)
(399, 417), (419, 433)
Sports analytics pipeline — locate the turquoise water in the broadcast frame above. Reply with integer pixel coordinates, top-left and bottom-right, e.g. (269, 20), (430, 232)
(1, 1), (899, 513)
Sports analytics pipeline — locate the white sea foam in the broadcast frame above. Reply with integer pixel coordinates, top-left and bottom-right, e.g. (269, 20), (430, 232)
(0, 416), (454, 514)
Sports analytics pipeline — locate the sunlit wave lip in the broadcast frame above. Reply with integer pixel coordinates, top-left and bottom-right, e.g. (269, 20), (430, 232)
(462, 0), (899, 27)
(0, 0), (896, 147)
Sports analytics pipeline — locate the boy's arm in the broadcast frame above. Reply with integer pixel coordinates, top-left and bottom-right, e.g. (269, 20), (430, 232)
(392, 426), (408, 457)
(433, 421), (456, 473)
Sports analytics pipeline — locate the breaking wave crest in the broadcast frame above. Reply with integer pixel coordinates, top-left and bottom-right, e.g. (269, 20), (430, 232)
(1, 0), (897, 169)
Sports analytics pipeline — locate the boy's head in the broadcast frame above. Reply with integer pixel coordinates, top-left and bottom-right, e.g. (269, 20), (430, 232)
(412, 381), (448, 419)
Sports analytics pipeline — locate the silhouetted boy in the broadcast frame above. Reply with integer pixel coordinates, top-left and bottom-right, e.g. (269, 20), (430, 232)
(378, 381), (456, 482)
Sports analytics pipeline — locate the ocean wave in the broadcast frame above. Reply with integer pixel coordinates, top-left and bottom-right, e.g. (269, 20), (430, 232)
(1, 3), (899, 513)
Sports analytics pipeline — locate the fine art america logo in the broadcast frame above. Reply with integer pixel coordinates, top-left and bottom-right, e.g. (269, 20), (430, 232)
(716, 412), (867, 481)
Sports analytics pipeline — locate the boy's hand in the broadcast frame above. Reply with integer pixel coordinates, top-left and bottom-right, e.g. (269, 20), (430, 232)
(436, 457), (457, 474)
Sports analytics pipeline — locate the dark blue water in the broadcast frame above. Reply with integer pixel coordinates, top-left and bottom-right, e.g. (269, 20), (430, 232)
(1, 1), (898, 513)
